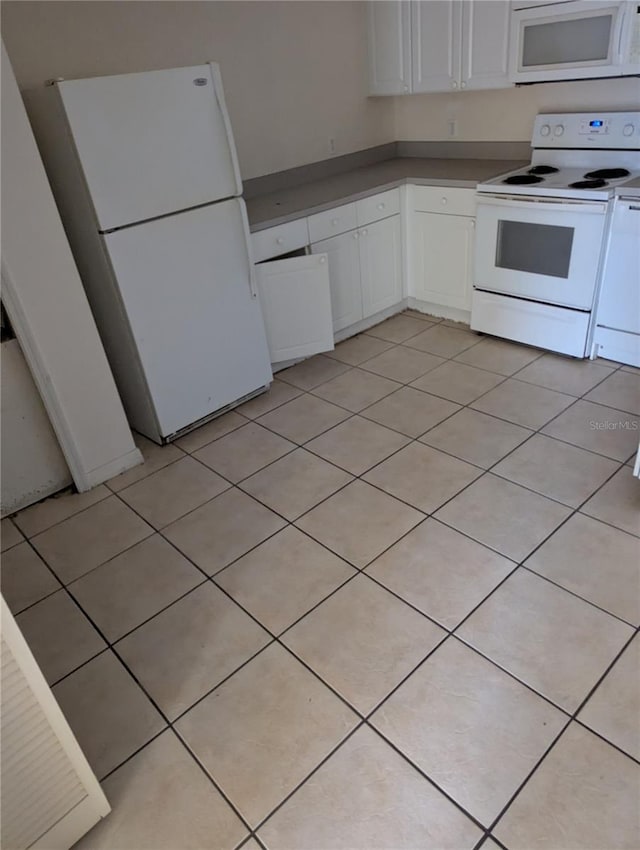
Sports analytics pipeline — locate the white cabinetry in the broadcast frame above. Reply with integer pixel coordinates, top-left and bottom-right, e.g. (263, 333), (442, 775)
(309, 190), (403, 333)
(409, 186), (475, 313)
(310, 230), (363, 332)
(461, 1), (512, 90)
(1, 597), (110, 850)
(367, 1), (412, 95)
(368, 0), (512, 94)
(251, 219), (334, 366)
(255, 254), (334, 363)
(412, 0), (461, 93)
(251, 191), (403, 358)
(360, 216), (403, 316)
(252, 182), (477, 354)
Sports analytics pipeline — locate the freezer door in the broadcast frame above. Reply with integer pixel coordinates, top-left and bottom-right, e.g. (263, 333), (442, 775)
(58, 64), (242, 231)
(103, 198), (271, 439)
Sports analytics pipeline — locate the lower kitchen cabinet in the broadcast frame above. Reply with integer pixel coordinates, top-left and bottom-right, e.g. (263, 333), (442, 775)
(252, 182), (477, 360)
(411, 211), (474, 311)
(310, 229), (363, 333)
(409, 186), (476, 313)
(255, 253), (334, 364)
(359, 215), (403, 316)
(311, 214), (403, 333)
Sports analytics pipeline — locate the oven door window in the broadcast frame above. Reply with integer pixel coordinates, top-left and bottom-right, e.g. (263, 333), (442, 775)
(496, 220), (574, 279)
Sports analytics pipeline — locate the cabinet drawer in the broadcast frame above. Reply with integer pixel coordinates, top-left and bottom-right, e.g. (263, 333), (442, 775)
(411, 185), (476, 217)
(356, 189), (400, 226)
(252, 219), (309, 263)
(308, 202), (357, 243)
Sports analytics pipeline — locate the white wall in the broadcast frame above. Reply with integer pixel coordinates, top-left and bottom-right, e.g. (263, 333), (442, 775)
(4, 2), (637, 176)
(1, 0), (396, 180)
(394, 77), (640, 142)
(1, 41), (142, 491)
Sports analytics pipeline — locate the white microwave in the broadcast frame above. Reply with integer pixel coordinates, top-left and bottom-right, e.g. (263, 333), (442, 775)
(509, 0), (640, 82)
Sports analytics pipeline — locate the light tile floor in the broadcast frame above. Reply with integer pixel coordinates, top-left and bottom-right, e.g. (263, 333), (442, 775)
(3, 310), (640, 850)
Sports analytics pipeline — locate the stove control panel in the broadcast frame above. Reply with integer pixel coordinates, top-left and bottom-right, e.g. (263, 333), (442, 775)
(578, 118), (610, 135)
(532, 112), (640, 149)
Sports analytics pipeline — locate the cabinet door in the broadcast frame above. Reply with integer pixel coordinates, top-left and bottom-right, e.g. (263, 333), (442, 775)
(411, 212), (474, 311)
(311, 231), (363, 333)
(367, 1), (412, 95)
(359, 216), (403, 318)
(412, 0), (462, 93)
(256, 254), (334, 364)
(596, 199), (640, 334)
(461, 0), (512, 90)
(1, 598), (110, 850)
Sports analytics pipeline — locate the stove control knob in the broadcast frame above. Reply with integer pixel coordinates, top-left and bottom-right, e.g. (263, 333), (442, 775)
(554, 124), (565, 137)
(540, 124), (551, 137)
(623, 123), (635, 137)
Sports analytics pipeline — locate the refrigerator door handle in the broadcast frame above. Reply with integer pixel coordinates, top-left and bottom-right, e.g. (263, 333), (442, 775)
(239, 199), (259, 299)
(208, 62), (243, 198)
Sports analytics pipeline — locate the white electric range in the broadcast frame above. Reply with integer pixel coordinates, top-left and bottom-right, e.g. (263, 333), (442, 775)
(471, 111), (640, 357)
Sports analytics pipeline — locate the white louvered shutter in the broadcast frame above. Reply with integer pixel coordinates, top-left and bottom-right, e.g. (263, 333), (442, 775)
(1, 597), (110, 849)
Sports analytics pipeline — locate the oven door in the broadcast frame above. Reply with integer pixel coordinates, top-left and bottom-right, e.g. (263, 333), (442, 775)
(509, 0), (627, 82)
(474, 195), (608, 310)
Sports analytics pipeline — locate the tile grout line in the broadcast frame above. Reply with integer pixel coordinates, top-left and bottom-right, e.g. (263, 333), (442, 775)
(21, 331), (635, 661)
(6, 314), (629, 529)
(47, 484), (508, 842)
(11, 323), (629, 544)
(484, 625), (640, 839)
(8, 314), (638, 842)
(26, 325), (637, 700)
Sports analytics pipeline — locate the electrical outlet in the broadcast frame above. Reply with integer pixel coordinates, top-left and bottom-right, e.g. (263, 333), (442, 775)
(328, 137), (337, 155)
(447, 120), (458, 138)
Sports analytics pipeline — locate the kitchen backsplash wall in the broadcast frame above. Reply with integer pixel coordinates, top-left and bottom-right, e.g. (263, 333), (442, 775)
(1, 0), (396, 180)
(394, 77), (640, 142)
(4, 2), (639, 182)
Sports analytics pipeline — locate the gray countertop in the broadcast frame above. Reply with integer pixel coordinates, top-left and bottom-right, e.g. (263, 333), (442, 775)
(617, 176), (640, 196)
(246, 156), (526, 231)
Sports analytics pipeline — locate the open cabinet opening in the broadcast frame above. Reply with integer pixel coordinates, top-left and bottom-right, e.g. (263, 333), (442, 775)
(256, 246), (308, 263)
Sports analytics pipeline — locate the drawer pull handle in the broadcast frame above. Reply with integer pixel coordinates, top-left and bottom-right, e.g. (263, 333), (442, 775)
(377, 203), (385, 210)
(441, 197), (448, 205)
(276, 237), (284, 245)
(361, 229), (368, 236)
(331, 218), (339, 225)
(353, 232), (359, 240)
(319, 256), (327, 264)
(460, 81), (467, 89)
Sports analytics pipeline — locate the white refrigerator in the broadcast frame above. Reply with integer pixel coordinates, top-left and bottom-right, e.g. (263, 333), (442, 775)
(42, 63), (272, 443)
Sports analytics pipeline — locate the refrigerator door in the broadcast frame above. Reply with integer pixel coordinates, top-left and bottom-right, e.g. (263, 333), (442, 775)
(103, 198), (271, 440)
(58, 63), (242, 231)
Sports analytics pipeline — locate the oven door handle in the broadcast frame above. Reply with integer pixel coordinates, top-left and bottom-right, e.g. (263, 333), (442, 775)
(614, 2), (627, 64)
(475, 194), (608, 215)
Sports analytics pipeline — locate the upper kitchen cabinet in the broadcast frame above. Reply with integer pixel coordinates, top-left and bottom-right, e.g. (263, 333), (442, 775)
(461, 1), (512, 90)
(367, 1), (412, 95)
(412, 0), (462, 92)
(368, 0), (512, 95)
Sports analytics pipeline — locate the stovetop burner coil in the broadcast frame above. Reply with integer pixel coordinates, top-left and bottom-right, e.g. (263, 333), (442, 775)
(528, 166), (559, 175)
(584, 168), (630, 180)
(569, 178), (608, 189)
(503, 174), (544, 185)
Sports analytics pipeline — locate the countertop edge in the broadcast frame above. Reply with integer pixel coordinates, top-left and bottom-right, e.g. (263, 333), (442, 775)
(247, 174), (488, 233)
